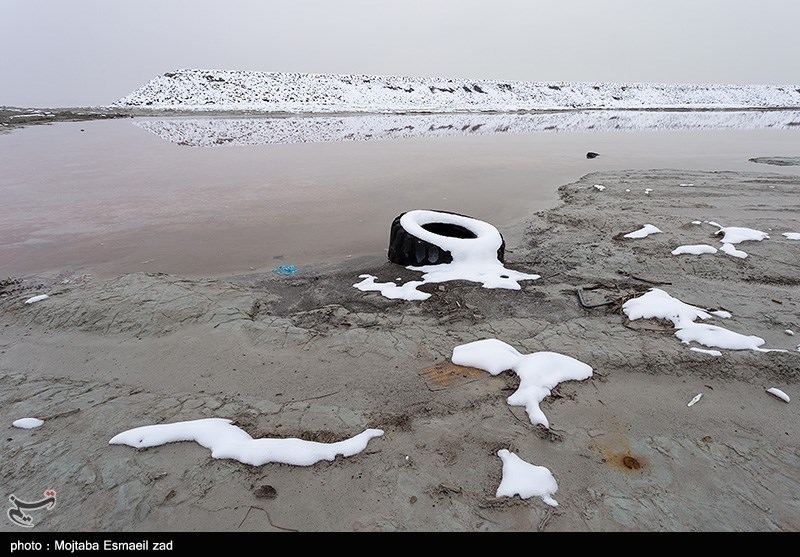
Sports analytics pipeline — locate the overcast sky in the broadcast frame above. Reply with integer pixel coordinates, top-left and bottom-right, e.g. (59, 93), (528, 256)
(2, 0), (799, 107)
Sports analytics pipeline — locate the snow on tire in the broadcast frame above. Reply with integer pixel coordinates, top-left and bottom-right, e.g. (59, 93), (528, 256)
(387, 210), (505, 266)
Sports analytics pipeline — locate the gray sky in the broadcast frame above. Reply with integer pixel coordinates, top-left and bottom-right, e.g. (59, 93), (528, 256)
(2, 0), (799, 107)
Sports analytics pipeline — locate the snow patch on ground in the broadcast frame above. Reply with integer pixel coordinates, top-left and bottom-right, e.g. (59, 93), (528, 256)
(671, 244), (718, 255)
(690, 347), (722, 356)
(109, 418), (384, 466)
(719, 243), (749, 258)
(13, 418), (44, 429)
(624, 224), (662, 239)
(451, 339), (592, 428)
(496, 449), (558, 507)
(709, 222), (769, 244)
(622, 288), (784, 353)
(766, 388), (790, 403)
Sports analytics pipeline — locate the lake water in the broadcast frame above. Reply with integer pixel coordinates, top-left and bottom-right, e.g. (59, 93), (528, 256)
(1, 112), (798, 279)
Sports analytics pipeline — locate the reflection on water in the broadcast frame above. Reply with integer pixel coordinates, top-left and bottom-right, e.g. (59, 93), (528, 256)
(135, 110), (800, 147)
(0, 115), (798, 279)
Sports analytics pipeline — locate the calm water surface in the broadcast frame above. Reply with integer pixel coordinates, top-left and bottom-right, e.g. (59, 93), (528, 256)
(1, 116), (798, 278)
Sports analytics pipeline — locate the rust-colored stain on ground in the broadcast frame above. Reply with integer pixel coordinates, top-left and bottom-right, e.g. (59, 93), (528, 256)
(622, 455), (642, 470)
(594, 433), (648, 473)
(422, 361), (486, 387)
(599, 448), (647, 472)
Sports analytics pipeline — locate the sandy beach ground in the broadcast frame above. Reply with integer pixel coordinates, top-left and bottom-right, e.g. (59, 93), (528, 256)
(1, 123), (798, 531)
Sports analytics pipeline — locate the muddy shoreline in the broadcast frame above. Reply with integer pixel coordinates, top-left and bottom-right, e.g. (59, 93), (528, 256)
(1, 167), (799, 532)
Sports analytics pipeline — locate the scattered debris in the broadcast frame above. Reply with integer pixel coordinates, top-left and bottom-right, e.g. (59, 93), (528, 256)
(272, 265), (297, 275)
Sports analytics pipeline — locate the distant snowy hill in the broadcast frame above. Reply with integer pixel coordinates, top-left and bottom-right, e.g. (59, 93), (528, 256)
(113, 69), (800, 113)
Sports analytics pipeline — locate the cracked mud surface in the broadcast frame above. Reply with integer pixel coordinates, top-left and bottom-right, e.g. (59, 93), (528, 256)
(1, 169), (798, 532)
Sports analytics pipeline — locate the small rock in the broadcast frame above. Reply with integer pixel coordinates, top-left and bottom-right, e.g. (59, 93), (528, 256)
(254, 484), (277, 499)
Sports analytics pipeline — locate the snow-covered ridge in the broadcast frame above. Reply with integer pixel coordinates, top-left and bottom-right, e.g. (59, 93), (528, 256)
(135, 109), (800, 147)
(113, 69), (800, 113)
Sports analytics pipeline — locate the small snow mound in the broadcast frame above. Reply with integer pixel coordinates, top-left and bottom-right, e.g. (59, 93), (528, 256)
(719, 243), (748, 258)
(13, 418), (44, 429)
(495, 449), (558, 507)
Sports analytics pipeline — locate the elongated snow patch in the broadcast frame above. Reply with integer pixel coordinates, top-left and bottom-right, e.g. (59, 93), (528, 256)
(355, 210), (539, 301)
(719, 243), (748, 258)
(24, 294), (49, 304)
(690, 347), (722, 356)
(671, 244), (717, 256)
(109, 418), (384, 466)
(624, 224), (662, 239)
(766, 388), (790, 403)
(496, 449), (558, 507)
(13, 418), (44, 429)
(783, 232), (800, 240)
(451, 339), (592, 428)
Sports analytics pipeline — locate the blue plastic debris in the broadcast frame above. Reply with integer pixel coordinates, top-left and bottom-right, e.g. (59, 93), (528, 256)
(272, 265), (297, 275)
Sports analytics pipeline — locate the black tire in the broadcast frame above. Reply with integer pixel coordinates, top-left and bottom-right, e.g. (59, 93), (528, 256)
(387, 210), (505, 266)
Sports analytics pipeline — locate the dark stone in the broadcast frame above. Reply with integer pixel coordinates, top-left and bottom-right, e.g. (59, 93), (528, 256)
(254, 485), (277, 499)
